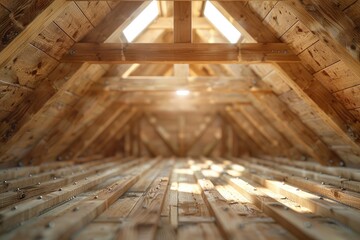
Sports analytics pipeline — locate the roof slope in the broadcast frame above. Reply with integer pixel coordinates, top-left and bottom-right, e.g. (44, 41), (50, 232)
(0, 0), (359, 167)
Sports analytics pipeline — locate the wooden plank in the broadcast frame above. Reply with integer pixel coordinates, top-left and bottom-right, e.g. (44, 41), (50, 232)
(81, 1), (149, 42)
(0, 0), (144, 165)
(0, 43), (58, 88)
(226, 158), (360, 232)
(11, 160), (157, 239)
(104, 76), (258, 91)
(61, 43), (299, 63)
(249, 157), (360, 193)
(263, 156), (360, 182)
(0, 161), (73, 182)
(263, 1), (298, 38)
(75, 1), (111, 26)
(60, 104), (127, 159)
(150, 17), (211, 30)
(174, 1), (192, 43)
(314, 61), (360, 93)
(0, 159), (121, 208)
(178, 223), (223, 240)
(192, 165), (295, 240)
(281, 21), (318, 54)
(0, 158), (143, 233)
(0, 0), (69, 68)
(71, 0), (286, 1)
(53, 2), (93, 41)
(24, 89), (112, 164)
(115, 161), (173, 239)
(177, 162), (210, 220)
(0, 157), (109, 193)
(284, 0), (360, 79)
(220, 170), (360, 239)
(31, 22), (75, 60)
(251, 92), (343, 166)
(334, 85), (360, 109)
(297, 40), (339, 73)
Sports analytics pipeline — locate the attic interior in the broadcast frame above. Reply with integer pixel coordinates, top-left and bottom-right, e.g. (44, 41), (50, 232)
(1, 0), (360, 239)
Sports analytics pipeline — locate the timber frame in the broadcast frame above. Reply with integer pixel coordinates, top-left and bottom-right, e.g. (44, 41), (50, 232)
(0, 1), (360, 166)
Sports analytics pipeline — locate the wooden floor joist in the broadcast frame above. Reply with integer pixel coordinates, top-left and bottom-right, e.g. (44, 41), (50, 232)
(1, 158), (359, 240)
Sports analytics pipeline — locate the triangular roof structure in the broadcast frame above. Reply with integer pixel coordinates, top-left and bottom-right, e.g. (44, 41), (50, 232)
(2, 1), (360, 239)
(0, 0), (360, 168)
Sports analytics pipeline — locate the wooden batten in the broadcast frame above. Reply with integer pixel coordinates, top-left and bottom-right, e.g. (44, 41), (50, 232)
(1, 0), (360, 239)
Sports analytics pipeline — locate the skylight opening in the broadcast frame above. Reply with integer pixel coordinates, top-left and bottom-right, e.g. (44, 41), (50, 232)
(204, 1), (241, 43)
(123, 0), (159, 42)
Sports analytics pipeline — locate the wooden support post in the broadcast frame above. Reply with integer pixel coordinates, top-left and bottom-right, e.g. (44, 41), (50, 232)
(220, 116), (228, 156)
(178, 114), (186, 157)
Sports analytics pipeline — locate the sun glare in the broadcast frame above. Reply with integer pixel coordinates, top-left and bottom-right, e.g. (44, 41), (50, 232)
(123, 0), (159, 42)
(204, 1), (241, 43)
(176, 89), (190, 96)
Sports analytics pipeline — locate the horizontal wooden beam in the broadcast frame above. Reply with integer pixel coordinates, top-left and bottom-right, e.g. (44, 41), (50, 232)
(149, 17), (211, 30)
(103, 76), (269, 92)
(61, 43), (299, 64)
(140, 104), (228, 112)
(71, 0), (284, 2)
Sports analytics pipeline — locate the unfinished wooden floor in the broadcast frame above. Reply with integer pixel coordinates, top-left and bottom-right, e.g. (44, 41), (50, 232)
(0, 157), (360, 240)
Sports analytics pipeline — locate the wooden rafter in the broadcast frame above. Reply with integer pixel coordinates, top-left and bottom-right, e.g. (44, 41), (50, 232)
(215, 1), (358, 165)
(221, 111), (264, 156)
(234, 105), (294, 151)
(0, 1), (149, 164)
(82, 1), (150, 42)
(61, 43), (299, 63)
(251, 92), (343, 166)
(60, 104), (128, 159)
(285, 0), (360, 79)
(140, 133), (158, 157)
(145, 114), (177, 155)
(89, 108), (138, 156)
(226, 108), (279, 156)
(185, 115), (216, 155)
(0, 0), (69, 68)
(174, 1), (192, 43)
(203, 138), (219, 157)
